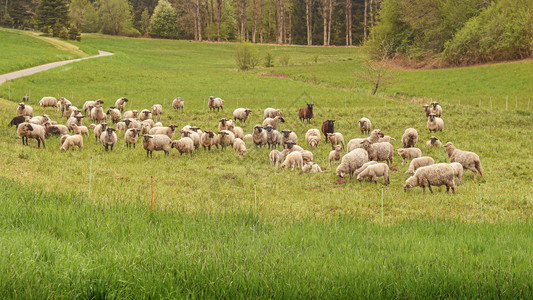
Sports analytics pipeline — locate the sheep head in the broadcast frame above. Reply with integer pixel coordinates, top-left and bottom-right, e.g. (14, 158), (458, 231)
(282, 130), (291, 138)
(169, 125), (177, 131)
(245, 109), (251, 115)
(307, 103), (314, 110)
(18, 103), (25, 109)
(265, 125), (273, 132)
(428, 114), (436, 121)
(430, 136), (438, 144)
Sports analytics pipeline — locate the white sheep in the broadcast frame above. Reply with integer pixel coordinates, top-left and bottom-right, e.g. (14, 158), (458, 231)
(17, 103), (33, 117)
(154, 122), (163, 127)
(171, 137), (194, 156)
(281, 130), (298, 146)
(426, 136), (442, 147)
(181, 130), (200, 150)
(107, 107), (121, 123)
(67, 115), (84, 132)
(208, 96), (224, 112)
(269, 150), (284, 167)
(401, 128), (418, 148)
(252, 125), (267, 147)
(358, 117), (372, 134)
(264, 108), (282, 119)
(71, 124), (89, 137)
(233, 108), (252, 122)
(115, 97), (128, 111)
(405, 156), (435, 174)
(444, 142), (484, 180)
(305, 129), (321, 147)
(327, 132), (345, 149)
(354, 161), (378, 176)
(218, 130), (236, 150)
(423, 104), (432, 117)
(143, 134), (172, 157)
(328, 145), (342, 166)
(379, 135), (395, 143)
(427, 114), (444, 132)
(124, 128), (140, 149)
(57, 97), (71, 114)
(200, 131), (218, 151)
(336, 148), (369, 179)
(151, 104), (163, 121)
(83, 99), (104, 115)
(262, 116), (285, 130)
(99, 128), (117, 151)
(226, 124), (244, 139)
(124, 118), (142, 131)
(396, 148), (422, 165)
(139, 109), (152, 121)
(172, 97), (184, 111)
(300, 150), (314, 163)
(149, 124), (177, 139)
(431, 101), (442, 117)
(60, 134), (83, 151)
(44, 123), (69, 137)
(29, 115), (50, 125)
(450, 162), (463, 185)
(93, 123), (107, 142)
(404, 163), (455, 194)
(357, 163), (390, 185)
(233, 138), (247, 157)
(347, 129), (383, 152)
(91, 105), (106, 123)
(361, 140), (394, 166)
(281, 151), (304, 170)
(265, 125), (282, 148)
(39, 97), (58, 108)
(123, 110), (138, 119)
(17, 122), (45, 148)
(116, 121), (126, 131)
(302, 162), (323, 173)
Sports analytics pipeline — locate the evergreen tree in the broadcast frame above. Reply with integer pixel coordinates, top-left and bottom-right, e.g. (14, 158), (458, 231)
(140, 8), (151, 36)
(150, 0), (178, 39)
(36, 0), (69, 35)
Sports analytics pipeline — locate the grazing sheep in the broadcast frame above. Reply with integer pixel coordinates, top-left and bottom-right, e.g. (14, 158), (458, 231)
(39, 97), (58, 108)
(265, 125), (282, 148)
(83, 99), (104, 115)
(305, 129), (321, 147)
(404, 163), (455, 194)
(357, 163), (390, 185)
(71, 124), (89, 137)
(8, 116), (29, 129)
(281, 151), (304, 170)
(93, 123), (107, 142)
(450, 162), (463, 186)
(327, 132), (345, 149)
(426, 136), (442, 147)
(116, 121), (126, 132)
(60, 134), (83, 151)
(208, 96), (224, 112)
(283, 142), (304, 153)
(281, 130), (298, 146)
(396, 148), (422, 165)
(171, 136), (194, 156)
(233, 108), (252, 122)
(17, 122), (46, 148)
(143, 134), (171, 157)
(233, 138), (247, 157)
(91, 105), (106, 123)
(17, 103), (33, 117)
(423, 104), (432, 117)
(139, 109), (152, 121)
(149, 124), (177, 139)
(361, 140), (394, 166)
(100, 127), (117, 151)
(44, 123), (69, 137)
(379, 135), (395, 143)
(200, 131), (218, 151)
(123, 110), (138, 119)
(67, 115), (84, 132)
(252, 125), (267, 147)
(328, 145), (342, 166)
(269, 150), (284, 167)
(264, 108), (282, 119)
(29, 115), (50, 125)
(427, 114), (444, 132)
(444, 142), (484, 180)
(298, 103), (314, 124)
(431, 101), (442, 117)
(405, 156), (435, 174)
(300, 150), (314, 163)
(354, 161), (378, 176)
(358, 117), (372, 134)
(172, 97), (184, 111)
(244, 134), (252, 140)
(321, 120), (335, 142)
(347, 129), (383, 152)
(262, 116), (285, 130)
(107, 107), (121, 123)
(115, 97), (128, 111)
(124, 128), (140, 148)
(336, 148), (369, 179)
(151, 104), (163, 121)
(401, 128), (418, 148)
(124, 118), (142, 131)
(302, 162), (323, 173)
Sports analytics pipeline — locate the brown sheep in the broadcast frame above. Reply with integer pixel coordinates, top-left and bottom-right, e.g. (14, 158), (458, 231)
(321, 119), (335, 142)
(298, 103), (314, 124)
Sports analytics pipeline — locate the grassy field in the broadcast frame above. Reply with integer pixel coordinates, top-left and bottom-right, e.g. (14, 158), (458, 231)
(0, 30), (532, 297)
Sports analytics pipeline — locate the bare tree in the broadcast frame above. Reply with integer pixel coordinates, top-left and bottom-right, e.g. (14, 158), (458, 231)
(306, 0), (312, 45)
(197, 0), (202, 41)
(369, 0), (374, 38)
(346, 0), (352, 45)
(364, 0), (367, 42)
(288, 0), (292, 44)
(252, 0), (257, 43)
(357, 60), (396, 96)
(327, 0), (332, 46)
(217, 0), (222, 42)
(322, 0), (327, 45)
(260, 0), (264, 43)
(205, 0), (210, 40)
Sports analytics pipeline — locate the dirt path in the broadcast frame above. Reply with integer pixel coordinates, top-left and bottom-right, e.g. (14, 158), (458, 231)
(0, 50), (114, 85)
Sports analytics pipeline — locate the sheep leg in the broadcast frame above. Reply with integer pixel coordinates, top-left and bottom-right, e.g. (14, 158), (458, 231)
(36, 138), (40, 148)
(146, 150), (150, 157)
(446, 185), (450, 193)
(110, 144), (114, 151)
(422, 185), (426, 194)
(427, 185), (433, 194)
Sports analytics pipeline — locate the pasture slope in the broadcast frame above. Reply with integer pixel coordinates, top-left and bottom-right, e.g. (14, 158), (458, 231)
(0, 31), (532, 298)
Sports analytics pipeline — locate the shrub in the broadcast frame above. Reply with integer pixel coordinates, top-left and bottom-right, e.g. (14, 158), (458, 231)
(150, 0), (178, 39)
(264, 51), (274, 67)
(235, 42), (260, 71)
(279, 54), (290, 66)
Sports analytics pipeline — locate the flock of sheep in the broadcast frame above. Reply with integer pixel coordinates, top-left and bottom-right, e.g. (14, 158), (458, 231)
(9, 96), (484, 194)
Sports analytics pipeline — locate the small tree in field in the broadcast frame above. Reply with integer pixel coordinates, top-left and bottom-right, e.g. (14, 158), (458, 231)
(150, 0), (178, 39)
(357, 60), (396, 96)
(235, 42), (260, 71)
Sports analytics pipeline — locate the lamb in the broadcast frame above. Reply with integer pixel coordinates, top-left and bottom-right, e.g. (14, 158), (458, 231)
(265, 125), (282, 148)
(300, 150), (314, 163)
(354, 161), (378, 176)
(379, 135), (395, 143)
(450, 162), (463, 186)
(8, 116), (29, 129)
(431, 101), (442, 117)
(172, 97), (184, 111)
(347, 129), (383, 152)
(226, 124), (244, 139)
(281, 151), (304, 170)
(298, 103), (314, 124)
(264, 108), (282, 119)
(252, 125), (267, 147)
(93, 123), (107, 142)
(141, 120), (153, 135)
(124, 128), (140, 148)
(143, 134), (172, 157)
(39, 97), (58, 108)
(358, 117), (372, 134)
(17, 123), (46, 148)
(107, 107), (121, 123)
(302, 162), (323, 173)
(60, 134), (83, 151)
(83, 99), (104, 115)
(57, 97), (71, 114)
(90, 105), (107, 123)
(99, 127), (117, 151)
(123, 110), (138, 119)
(233, 108), (252, 122)
(336, 148), (369, 179)
(444, 142), (483, 180)
(151, 104), (163, 121)
(200, 131), (218, 150)
(423, 104), (432, 117)
(357, 163), (390, 185)
(321, 120), (335, 142)
(327, 132), (345, 149)
(71, 124), (89, 137)
(396, 148), (422, 165)
(427, 114), (444, 132)
(171, 136), (194, 156)
(17, 103), (33, 117)
(218, 130), (236, 151)
(328, 145), (342, 166)
(116, 121), (126, 131)
(281, 130), (298, 146)
(361, 139), (394, 166)
(67, 115), (84, 132)
(208, 96), (224, 112)
(404, 163), (455, 194)
(233, 138), (247, 157)
(139, 109), (152, 121)
(149, 124), (177, 139)
(401, 128), (418, 148)
(62, 104), (76, 118)
(305, 129), (321, 147)
(262, 116), (285, 130)
(269, 150), (284, 167)
(405, 156), (435, 174)
(115, 97), (128, 111)
(426, 136), (442, 147)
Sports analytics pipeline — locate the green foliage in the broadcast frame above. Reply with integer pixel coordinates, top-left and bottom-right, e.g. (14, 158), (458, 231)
(140, 9), (151, 36)
(149, 0), (178, 39)
(69, 0), (98, 33)
(235, 42), (260, 71)
(97, 0), (139, 36)
(264, 50), (274, 67)
(35, 0), (70, 35)
(279, 54), (290, 66)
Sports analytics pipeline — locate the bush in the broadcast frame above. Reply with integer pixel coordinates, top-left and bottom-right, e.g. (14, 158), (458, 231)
(235, 42), (260, 71)
(150, 0), (178, 39)
(279, 54), (290, 66)
(264, 51), (274, 67)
